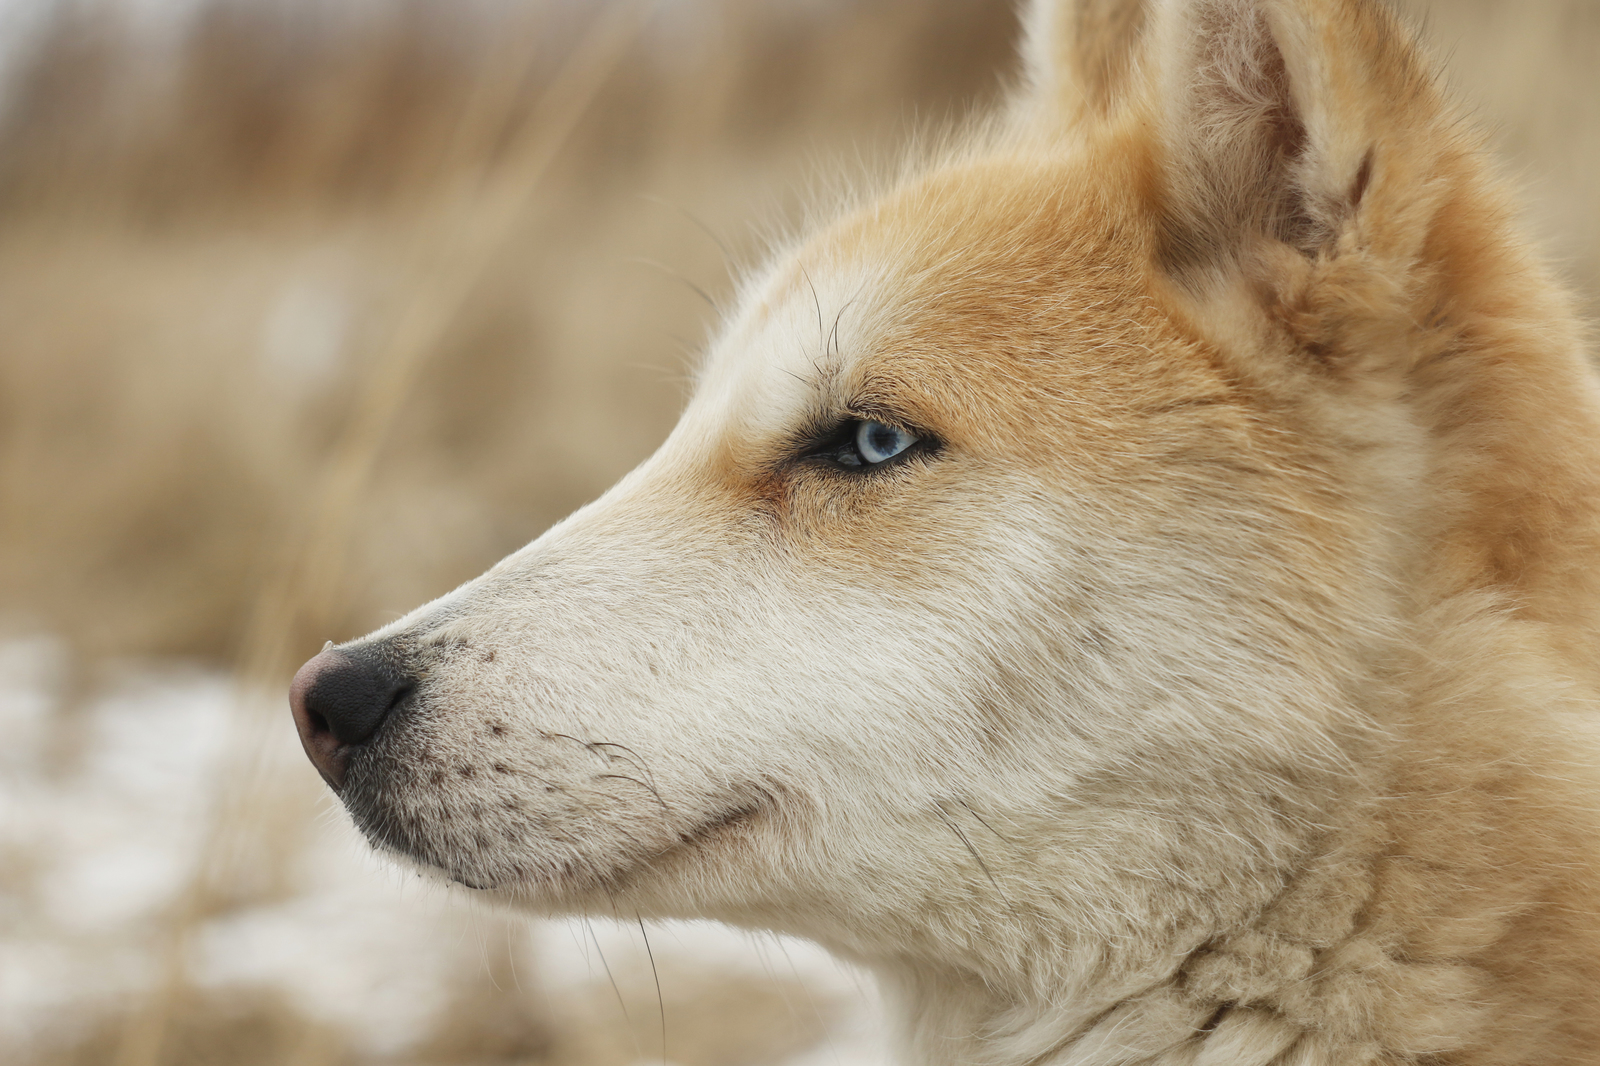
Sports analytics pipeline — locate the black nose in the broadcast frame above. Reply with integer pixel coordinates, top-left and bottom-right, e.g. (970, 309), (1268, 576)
(289, 645), (416, 791)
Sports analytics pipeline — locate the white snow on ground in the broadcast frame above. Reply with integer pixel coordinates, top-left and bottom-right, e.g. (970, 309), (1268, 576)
(0, 636), (886, 1063)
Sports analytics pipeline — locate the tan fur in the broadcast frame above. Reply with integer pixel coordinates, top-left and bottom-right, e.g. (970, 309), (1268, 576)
(299, 2), (1600, 1062)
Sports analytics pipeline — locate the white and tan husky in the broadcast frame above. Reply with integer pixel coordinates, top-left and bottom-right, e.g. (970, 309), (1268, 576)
(291, 0), (1600, 1061)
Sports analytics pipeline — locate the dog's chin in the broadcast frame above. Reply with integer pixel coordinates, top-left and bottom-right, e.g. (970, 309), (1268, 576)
(344, 786), (772, 909)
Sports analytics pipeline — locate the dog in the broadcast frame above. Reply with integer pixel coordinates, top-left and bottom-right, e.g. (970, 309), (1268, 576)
(290, 0), (1600, 1061)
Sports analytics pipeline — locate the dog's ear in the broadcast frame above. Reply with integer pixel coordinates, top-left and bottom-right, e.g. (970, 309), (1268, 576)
(1019, 0), (1150, 127)
(1140, 0), (1448, 284)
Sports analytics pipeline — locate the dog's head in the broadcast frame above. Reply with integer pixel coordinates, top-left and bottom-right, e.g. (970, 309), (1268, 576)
(290, 0), (1568, 981)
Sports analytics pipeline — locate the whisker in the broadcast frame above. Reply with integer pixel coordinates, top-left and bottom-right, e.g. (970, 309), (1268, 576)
(589, 741), (663, 791)
(931, 799), (1001, 893)
(957, 798), (1014, 846)
(826, 295), (858, 361)
(801, 265), (825, 354)
(505, 922), (523, 995)
(637, 915), (667, 1062)
(586, 916), (633, 1029)
(595, 773), (672, 812)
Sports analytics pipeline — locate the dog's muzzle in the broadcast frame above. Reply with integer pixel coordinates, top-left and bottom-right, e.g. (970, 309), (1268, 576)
(289, 643), (416, 791)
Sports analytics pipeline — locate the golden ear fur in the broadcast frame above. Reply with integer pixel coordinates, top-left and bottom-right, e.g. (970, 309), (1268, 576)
(1018, 0), (1149, 126)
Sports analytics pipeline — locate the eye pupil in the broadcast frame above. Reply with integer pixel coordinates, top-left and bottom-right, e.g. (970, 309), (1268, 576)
(854, 420), (917, 465)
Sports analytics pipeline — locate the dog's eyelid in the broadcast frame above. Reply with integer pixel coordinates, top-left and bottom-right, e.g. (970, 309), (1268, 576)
(842, 399), (919, 431)
(846, 408), (926, 440)
(781, 415), (938, 476)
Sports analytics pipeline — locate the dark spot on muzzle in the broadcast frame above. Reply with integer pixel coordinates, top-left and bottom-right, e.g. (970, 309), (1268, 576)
(289, 642), (417, 792)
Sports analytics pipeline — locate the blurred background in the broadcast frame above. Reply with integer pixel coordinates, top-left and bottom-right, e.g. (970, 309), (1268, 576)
(0, 0), (1595, 1063)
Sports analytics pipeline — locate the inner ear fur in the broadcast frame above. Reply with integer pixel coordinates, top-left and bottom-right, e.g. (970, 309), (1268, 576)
(1020, 0), (1448, 266)
(1144, 0), (1444, 286)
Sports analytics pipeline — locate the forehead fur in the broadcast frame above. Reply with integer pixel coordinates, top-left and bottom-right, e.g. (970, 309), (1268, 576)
(699, 149), (1235, 467)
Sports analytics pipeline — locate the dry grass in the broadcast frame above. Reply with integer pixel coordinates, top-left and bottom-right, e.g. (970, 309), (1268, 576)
(1, 0), (1595, 1063)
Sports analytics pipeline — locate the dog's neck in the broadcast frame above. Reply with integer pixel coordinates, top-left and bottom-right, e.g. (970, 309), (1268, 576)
(871, 610), (1600, 1066)
(875, 804), (1385, 1066)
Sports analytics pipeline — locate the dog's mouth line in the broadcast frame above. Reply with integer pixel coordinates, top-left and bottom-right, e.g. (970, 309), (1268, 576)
(585, 797), (769, 891)
(413, 794), (772, 895)
(667, 799), (764, 851)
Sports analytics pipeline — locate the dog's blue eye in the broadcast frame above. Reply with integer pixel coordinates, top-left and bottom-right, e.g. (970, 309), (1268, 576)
(855, 421), (917, 465)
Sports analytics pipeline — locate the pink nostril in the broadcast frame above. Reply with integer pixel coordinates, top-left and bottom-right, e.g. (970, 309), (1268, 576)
(290, 651), (354, 791)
